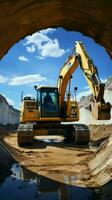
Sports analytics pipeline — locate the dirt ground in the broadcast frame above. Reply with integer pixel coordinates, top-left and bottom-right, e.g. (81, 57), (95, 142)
(1, 124), (112, 188)
(3, 134), (95, 187)
(89, 124), (112, 141)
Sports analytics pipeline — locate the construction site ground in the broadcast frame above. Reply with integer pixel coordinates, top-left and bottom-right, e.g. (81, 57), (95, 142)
(1, 124), (112, 187)
(4, 134), (94, 186)
(0, 124), (112, 200)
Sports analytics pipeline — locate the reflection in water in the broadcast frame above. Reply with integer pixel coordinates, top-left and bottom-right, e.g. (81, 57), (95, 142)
(11, 163), (24, 179)
(41, 139), (63, 143)
(0, 163), (95, 200)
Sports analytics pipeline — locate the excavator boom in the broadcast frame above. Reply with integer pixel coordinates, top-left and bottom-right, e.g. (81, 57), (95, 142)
(75, 41), (111, 120)
(57, 41), (111, 120)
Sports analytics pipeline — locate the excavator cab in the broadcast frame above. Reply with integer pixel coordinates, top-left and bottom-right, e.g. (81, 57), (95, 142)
(36, 87), (60, 117)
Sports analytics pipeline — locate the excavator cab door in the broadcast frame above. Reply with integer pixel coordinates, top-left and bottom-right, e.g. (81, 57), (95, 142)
(37, 87), (59, 117)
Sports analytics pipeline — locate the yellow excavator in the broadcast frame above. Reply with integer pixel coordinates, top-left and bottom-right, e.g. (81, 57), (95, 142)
(17, 41), (111, 146)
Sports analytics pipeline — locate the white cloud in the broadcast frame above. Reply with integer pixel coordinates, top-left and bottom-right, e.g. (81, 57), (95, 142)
(77, 89), (91, 101)
(26, 45), (36, 53)
(18, 56), (29, 62)
(9, 74), (47, 86)
(40, 39), (65, 58)
(25, 31), (50, 48)
(39, 28), (56, 35)
(25, 28), (66, 59)
(0, 74), (8, 83)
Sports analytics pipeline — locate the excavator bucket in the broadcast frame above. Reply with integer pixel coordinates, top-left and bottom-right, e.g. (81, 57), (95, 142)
(90, 101), (111, 120)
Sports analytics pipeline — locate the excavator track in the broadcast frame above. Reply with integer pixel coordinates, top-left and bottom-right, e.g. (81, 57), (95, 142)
(17, 124), (34, 146)
(72, 124), (90, 145)
(17, 123), (90, 146)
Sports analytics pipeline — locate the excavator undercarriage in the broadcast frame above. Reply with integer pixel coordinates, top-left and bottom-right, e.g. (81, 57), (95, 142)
(17, 122), (90, 146)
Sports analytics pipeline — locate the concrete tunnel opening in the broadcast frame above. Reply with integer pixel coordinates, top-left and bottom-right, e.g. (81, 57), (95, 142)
(0, 1), (112, 199)
(0, 0), (112, 59)
(2, 29), (111, 200)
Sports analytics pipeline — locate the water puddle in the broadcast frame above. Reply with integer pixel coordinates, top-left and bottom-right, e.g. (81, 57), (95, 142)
(0, 163), (95, 200)
(35, 135), (64, 144)
(41, 139), (63, 143)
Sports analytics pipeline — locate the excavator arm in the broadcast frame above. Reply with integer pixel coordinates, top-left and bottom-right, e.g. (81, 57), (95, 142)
(57, 55), (78, 108)
(75, 41), (104, 102)
(57, 41), (111, 120)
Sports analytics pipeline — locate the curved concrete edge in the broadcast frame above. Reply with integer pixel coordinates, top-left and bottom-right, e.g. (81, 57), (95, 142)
(0, 142), (15, 167)
(89, 135), (112, 186)
(0, 141), (15, 185)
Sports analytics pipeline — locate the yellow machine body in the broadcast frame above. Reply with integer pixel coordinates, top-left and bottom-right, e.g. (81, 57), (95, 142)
(17, 41), (111, 146)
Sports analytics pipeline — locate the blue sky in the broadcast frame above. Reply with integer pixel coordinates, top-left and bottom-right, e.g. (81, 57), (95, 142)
(0, 28), (112, 109)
